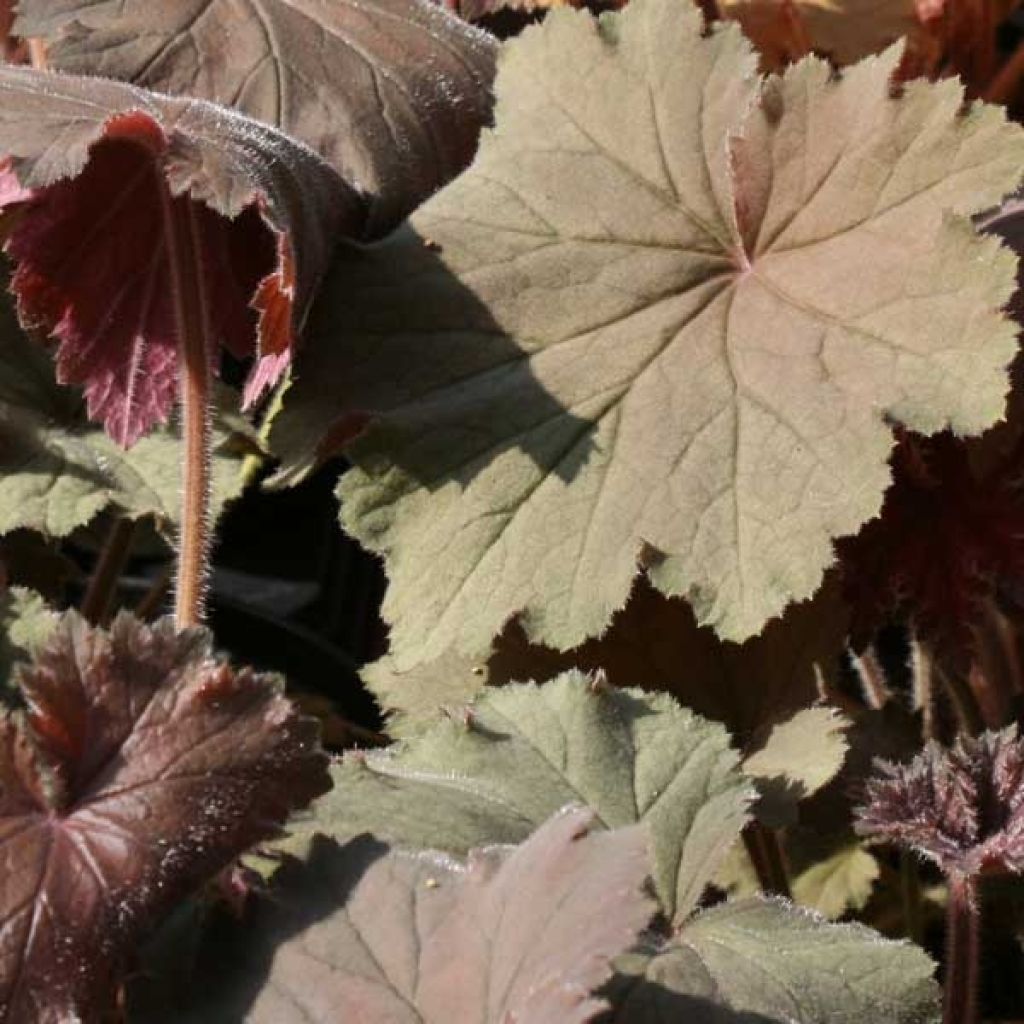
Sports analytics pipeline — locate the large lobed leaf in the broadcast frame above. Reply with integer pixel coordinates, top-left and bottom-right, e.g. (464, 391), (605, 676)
(0, 611), (329, 1022)
(270, 0), (1024, 667)
(0, 66), (360, 445)
(159, 809), (656, 1023)
(299, 671), (754, 924)
(15, 0), (497, 237)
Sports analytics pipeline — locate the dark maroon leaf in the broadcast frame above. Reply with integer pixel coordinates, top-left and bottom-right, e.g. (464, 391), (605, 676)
(0, 611), (329, 1023)
(0, 66), (361, 445)
(15, 0), (497, 235)
(158, 808), (655, 1023)
(836, 430), (1024, 663)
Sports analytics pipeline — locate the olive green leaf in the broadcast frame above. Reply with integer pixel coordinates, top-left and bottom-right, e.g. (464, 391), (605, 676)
(744, 706), (850, 827)
(296, 671), (754, 924)
(608, 898), (938, 1023)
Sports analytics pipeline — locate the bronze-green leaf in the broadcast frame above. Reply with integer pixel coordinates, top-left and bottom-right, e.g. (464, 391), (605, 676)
(271, 0), (1024, 669)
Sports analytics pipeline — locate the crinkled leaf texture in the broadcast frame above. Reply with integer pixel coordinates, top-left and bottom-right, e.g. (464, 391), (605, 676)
(271, 0), (1024, 666)
(0, 274), (245, 536)
(297, 671), (753, 925)
(16, 0), (497, 237)
(0, 66), (361, 446)
(160, 809), (655, 1024)
(0, 611), (329, 1022)
(856, 726), (1024, 876)
(366, 574), (847, 745)
(608, 898), (939, 1023)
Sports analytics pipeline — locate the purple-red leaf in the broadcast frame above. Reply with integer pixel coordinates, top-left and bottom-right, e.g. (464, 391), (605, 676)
(856, 726), (1024, 878)
(0, 67), (361, 446)
(0, 611), (329, 1023)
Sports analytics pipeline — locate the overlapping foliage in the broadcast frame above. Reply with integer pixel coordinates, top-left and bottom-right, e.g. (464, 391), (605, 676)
(3, 0), (1024, 1018)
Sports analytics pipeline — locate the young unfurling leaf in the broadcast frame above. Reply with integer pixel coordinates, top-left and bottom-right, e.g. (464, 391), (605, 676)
(856, 726), (1024, 876)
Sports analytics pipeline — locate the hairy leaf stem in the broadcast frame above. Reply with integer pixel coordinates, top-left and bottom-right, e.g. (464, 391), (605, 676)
(26, 38), (47, 70)
(850, 644), (891, 710)
(909, 630), (937, 742)
(157, 174), (213, 630)
(968, 599), (1021, 729)
(937, 664), (985, 738)
(944, 872), (980, 1024)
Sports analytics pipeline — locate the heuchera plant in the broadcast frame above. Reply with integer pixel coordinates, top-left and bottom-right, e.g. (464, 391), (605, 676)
(857, 728), (1024, 1024)
(4, 0), (1024, 1020)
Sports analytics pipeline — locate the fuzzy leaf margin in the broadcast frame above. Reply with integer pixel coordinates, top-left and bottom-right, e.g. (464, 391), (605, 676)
(291, 671), (754, 925)
(743, 706), (850, 827)
(363, 573), (848, 748)
(270, 0), (1024, 667)
(0, 584), (52, 701)
(608, 897), (939, 1023)
(0, 611), (330, 1022)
